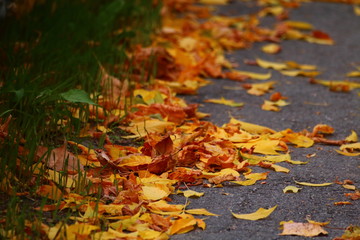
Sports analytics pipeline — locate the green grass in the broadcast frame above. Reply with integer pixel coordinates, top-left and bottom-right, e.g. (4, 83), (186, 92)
(0, 0), (161, 238)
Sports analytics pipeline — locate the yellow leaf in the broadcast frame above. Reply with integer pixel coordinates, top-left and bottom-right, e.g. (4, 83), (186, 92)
(262, 99), (290, 111)
(313, 79), (360, 91)
(138, 229), (163, 239)
(295, 180), (333, 187)
(199, 0), (228, 4)
(261, 44), (281, 54)
(282, 131), (314, 148)
(283, 186), (301, 193)
(280, 70), (320, 77)
(185, 208), (219, 216)
(256, 58), (287, 70)
(118, 155), (152, 167)
(178, 37), (198, 52)
(230, 70), (272, 80)
(247, 81), (276, 96)
(232, 172), (268, 186)
(285, 61), (317, 70)
(93, 228), (138, 240)
(271, 164), (290, 173)
(343, 184), (356, 190)
(142, 185), (172, 201)
(345, 131), (358, 143)
(66, 223), (99, 240)
(133, 89), (165, 105)
(340, 142), (360, 152)
(147, 200), (184, 214)
(235, 136), (286, 155)
(178, 190), (204, 198)
(170, 214), (197, 235)
(346, 71), (360, 77)
(121, 119), (175, 138)
(229, 118), (276, 134)
(204, 97), (244, 107)
(280, 222), (328, 237)
(305, 36), (334, 45)
(196, 219), (206, 230)
(335, 149), (360, 156)
(355, 5), (360, 16)
(231, 205), (277, 220)
(306, 218), (330, 226)
(36, 184), (63, 201)
(285, 21), (314, 30)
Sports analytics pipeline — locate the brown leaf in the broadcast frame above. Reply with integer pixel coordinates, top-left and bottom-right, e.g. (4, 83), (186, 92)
(37, 144), (83, 172)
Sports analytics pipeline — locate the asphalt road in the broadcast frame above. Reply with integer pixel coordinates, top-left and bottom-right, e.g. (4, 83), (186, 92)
(173, 1), (360, 239)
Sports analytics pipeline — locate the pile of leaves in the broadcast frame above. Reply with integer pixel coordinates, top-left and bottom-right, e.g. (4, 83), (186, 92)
(1, 0), (360, 239)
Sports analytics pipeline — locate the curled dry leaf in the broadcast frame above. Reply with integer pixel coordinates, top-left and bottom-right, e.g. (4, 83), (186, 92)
(283, 186), (301, 193)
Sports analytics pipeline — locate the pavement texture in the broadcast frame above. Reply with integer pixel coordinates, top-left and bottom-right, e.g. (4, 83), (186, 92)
(171, 1), (360, 239)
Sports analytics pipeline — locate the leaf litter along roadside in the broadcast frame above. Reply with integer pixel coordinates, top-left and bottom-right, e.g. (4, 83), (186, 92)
(1, 0), (360, 239)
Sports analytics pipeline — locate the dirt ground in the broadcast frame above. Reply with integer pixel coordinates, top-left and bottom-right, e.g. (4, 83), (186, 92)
(172, 1), (360, 239)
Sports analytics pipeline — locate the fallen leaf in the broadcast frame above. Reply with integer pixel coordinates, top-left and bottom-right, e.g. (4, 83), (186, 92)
(185, 208), (219, 216)
(334, 201), (352, 205)
(230, 70), (272, 80)
(229, 118), (276, 134)
(121, 119), (175, 138)
(346, 70), (360, 78)
(261, 43), (281, 54)
(178, 190), (204, 198)
(245, 81), (277, 96)
(295, 180), (333, 187)
(262, 99), (289, 112)
(335, 225), (360, 239)
(36, 184), (63, 201)
(280, 222), (328, 237)
(169, 214), (197, 235)
(36, 144), (84, 172)
(204, 97), (244, 107)
(346, 131), (358, 142)
(283, 186), (301, 193)
(280, 70), (320, 77)
(355, 5), (360, 16)
(305, 30), (334, 45)
(231, 205), (277, 220)
(343, 184), (356, 190)
(199, 0), (229, 4)
(340, 142), (360, 155)
(285, 21), (314, 30)
(256, 58), (287, 70)
(311, 79), (360, 92)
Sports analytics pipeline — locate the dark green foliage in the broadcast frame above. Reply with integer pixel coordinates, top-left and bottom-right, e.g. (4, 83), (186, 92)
(0, 0), (160, 187)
